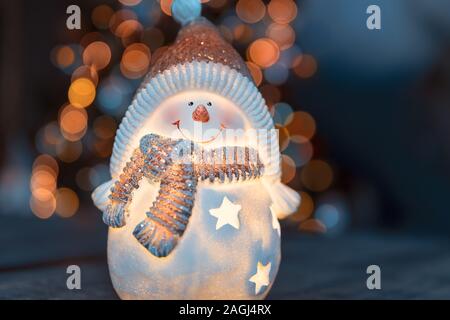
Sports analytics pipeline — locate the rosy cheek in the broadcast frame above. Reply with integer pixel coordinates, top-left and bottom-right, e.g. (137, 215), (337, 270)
(161, 108), (180, 122)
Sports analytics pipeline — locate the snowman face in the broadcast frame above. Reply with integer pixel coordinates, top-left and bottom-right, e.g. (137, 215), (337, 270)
(146, 90), (249, 144)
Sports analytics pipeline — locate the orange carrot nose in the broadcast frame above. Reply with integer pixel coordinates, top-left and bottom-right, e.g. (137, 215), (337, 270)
(192, 105), (210, 123)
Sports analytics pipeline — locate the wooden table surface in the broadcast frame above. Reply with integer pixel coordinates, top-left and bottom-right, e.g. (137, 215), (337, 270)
(1, 212), (450, 299)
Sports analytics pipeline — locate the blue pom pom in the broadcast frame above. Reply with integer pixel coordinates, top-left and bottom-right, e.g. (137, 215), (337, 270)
(171, 0), (201, 26)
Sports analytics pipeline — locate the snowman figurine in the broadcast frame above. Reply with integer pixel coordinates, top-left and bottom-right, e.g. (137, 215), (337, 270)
(92, 0), (300, 300)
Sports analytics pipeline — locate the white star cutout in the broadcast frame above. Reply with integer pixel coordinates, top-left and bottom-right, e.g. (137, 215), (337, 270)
(209, 196), (241, 230)
(270, 205), (281, 237)
(249, 261), (272, 295)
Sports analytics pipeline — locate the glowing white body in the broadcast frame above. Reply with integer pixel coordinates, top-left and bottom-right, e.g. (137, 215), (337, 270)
(108, 179), (280, 299)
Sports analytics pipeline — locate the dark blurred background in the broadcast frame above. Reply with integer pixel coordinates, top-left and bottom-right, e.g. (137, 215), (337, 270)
(1, 0), (450, 299)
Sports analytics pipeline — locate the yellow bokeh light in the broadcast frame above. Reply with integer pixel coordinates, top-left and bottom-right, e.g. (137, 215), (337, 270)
(68, 78), (96, 108)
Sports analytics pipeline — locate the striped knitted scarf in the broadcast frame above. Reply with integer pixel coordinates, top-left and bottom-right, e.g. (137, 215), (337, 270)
(103, 133), (264, 257)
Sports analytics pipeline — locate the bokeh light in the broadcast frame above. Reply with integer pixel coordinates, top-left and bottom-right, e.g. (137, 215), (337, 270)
(236, 0), (266, 24)
(120, 43), (151, 79)
(246, 61), (263, 86)
(266, 23), (295, 50)
(71, 65), (99, 86)
(316, 204), (340, 229)
(119, 0), (143, 6)
(281, 154), (296, 184)
(293, 54), (318, 79)
(289, 191), (314, 222)
(267, 0), (298, 24)
(301, 160), (334, 192)
(82, 41), (112, 71)
(30, 190), (56, 220)
(115, 20), (143, 46)
(55, 188), (79, 218)
(299, 219), (327, 234)
(261, 84), (281, 109)
(285, 111), (316, 142)
(55, 46), (75, 69)
(109, 9), (138, 34)
(68, 78), (96, 108)
(59, 104), (88, 141)
(160, 0), (174, 16)
(248, 38), (280, 69)
(94, 115), (117, 139)
(91, 5), (114, 30)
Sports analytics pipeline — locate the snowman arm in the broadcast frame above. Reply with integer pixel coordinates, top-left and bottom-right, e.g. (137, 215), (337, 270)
(99, 148), (147, 228)
(262, 177), (301, 219)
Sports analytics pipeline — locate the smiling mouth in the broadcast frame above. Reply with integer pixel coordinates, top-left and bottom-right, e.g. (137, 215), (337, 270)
(172, 120), (225, 144)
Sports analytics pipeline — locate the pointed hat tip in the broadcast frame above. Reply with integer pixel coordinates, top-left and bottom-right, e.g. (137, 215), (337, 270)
(172, 0), (202, 26)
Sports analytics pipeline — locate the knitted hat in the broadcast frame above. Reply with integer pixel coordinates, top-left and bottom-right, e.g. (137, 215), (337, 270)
(95, 0), (300, 217)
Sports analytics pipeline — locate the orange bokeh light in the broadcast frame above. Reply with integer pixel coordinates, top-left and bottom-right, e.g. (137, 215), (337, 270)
(246, 61), (263, 86)
(299, 219), (327, 233)
(268, 0), (298, 24)
(33, 154), (59, 177)
(55, 46), (75, 68)
(30, 192), (56, 219)
(260, 85), (282, 111)
(94, 115), (117, 139)
(301, 160), (334, 192)
(293, 54), (318, 79)
(266, 23), (295, 50)
(59, 104), (88, 141)
(286, 111), (316, 142)
(71, 65), (99, 86)
(236, 0), (266, 24)
(120, 43), (151, 79)
(160, 0), (174, 16)
(289, 191), (314, 222)
(115, 19), (143, 46)
(30, 171), (56, 194)
(248, 38), (280, 69)
(91, 5), (114, 30)
(281, 154), (296, 184)
(82, 41), (111, 71)
(55, 188), (79, 218)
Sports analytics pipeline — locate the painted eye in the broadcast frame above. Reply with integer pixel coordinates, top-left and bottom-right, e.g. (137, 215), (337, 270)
(188, 102), (194, 106)
(207, 102), (212, 106)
